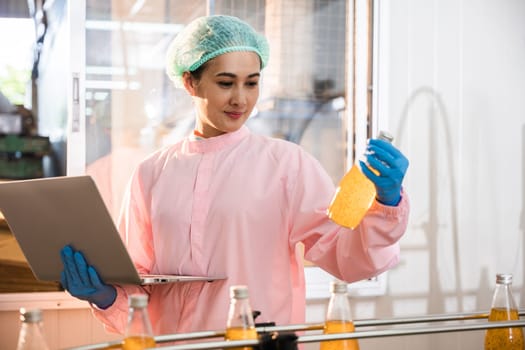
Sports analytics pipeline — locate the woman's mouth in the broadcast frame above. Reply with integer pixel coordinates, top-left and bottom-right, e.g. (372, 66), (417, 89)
(225, 111), (243, 120)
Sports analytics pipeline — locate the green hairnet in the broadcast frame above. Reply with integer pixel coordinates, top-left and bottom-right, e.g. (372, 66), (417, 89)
(165, 15), (270, 88)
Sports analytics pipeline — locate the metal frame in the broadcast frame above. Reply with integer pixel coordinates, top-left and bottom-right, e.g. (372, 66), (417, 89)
(371, 0), (390, 135)
(66, 0), (86, 176)
(65, 310), (525, 349)
(350, 0), (370, 164)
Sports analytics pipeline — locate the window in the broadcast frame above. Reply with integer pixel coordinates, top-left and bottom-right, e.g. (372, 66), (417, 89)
(64, 0), (381, 298)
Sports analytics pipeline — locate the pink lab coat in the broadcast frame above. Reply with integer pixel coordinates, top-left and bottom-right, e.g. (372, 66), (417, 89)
(92, 125), (409, 336)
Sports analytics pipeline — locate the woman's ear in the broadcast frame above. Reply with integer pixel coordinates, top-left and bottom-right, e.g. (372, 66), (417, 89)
(182, 72), (196, 96)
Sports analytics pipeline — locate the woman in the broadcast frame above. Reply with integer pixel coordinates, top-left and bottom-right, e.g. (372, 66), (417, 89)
(61, 15), (410, 336)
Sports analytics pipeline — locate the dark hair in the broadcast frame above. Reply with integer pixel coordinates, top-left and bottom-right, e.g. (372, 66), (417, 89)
(189, 61), (208, 82)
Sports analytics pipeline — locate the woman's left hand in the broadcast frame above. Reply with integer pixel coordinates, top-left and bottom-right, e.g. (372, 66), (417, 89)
(359, 138), (409, 206)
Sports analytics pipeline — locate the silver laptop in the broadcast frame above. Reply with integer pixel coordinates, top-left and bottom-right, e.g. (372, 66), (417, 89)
(0, 175), (225, 285)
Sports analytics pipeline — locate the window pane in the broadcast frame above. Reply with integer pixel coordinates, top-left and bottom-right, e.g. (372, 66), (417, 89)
(84, 0), (347, 220)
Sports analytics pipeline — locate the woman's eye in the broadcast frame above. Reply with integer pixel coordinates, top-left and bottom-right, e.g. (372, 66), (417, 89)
(246, 81), (259, 87)
(218, 81), (233, 87)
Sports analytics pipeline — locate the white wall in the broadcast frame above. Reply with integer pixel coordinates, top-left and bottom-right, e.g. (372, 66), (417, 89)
(306, 0), (525, 349)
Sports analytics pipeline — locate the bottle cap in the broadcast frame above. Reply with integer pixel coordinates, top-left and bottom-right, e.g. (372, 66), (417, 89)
(19, 308), (43, 323)
(129, 294), (149, 308)
(378, 130), (394, 143)
(330, 280), (348, 293)
(230, 285), (249, 299)
(496, 273), (513, 285)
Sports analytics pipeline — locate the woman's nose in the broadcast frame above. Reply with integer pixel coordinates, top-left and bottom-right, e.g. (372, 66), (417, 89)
(230, 87), (247, 106)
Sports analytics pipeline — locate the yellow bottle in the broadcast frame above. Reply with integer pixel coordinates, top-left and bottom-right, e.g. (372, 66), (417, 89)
(327, 131), (393, 229)
(123, 294), (156, 350)
(225, 285), (258, 350)
(224, 327), (258, 348)
(321, 280), (360, 350)
(484, 274), (524, 350)
(122, 336), (156, 350)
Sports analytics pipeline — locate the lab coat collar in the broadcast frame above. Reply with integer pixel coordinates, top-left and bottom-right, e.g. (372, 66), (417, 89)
(186, 126), (250, 153)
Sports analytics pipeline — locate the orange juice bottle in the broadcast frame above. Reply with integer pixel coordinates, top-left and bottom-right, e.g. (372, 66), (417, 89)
(484, 274), (524, 350)
(327, 131), (393, 229)
(321, 281), (360, 350)
(122, 336), (156, 350)
(123, 294), (156, 350)
(224, 327), (258, 349)
(225, 285), (258, 350)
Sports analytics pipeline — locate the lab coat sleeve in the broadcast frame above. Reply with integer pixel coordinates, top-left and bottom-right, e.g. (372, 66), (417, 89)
(90, 165), (154, 334)
(288, 148), (410, 283)
(319, 194), (410, 282)
(91, 284), (148, 334)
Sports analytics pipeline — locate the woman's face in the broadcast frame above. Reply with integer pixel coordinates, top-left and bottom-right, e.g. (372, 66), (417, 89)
(183, 51), (261, 138)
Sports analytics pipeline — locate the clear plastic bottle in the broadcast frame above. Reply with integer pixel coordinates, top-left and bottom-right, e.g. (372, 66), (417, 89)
(123, 294), (156, 350)
(321, 280), (359, 350)
(327, 131), (394, 229)
(16, 308), (50, 350)
(225, 285), (258, 350)
(484, 273), (524, 350)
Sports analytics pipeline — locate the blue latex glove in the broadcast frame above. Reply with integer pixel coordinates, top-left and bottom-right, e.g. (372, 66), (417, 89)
(60, 245), (117, 309)
(359, 138), (409, 206)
